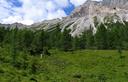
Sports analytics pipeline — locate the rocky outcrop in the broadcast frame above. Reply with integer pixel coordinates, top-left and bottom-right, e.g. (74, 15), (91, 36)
(31, 19), (61, 30)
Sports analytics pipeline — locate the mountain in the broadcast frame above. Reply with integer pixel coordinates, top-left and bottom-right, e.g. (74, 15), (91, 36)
(30, 0), (128, 36)
(0, 22), (28, 29)
(1, 0), (128, 36)
(102, 0), (128, 9)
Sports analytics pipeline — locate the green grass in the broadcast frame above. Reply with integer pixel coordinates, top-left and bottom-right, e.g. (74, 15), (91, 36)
(0, 48), (128, 82)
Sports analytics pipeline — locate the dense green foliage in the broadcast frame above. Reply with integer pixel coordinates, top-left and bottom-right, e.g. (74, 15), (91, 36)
(1, 22), (128, 53)
(0, 21), (128, 81)
(0, 48), (128, 82)
(0, 22), (128, 60)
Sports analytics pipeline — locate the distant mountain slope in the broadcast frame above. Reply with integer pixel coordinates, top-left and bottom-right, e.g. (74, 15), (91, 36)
(30, 0), (128, 36)
(0, 23), (28, 29)
(1, 0), (128, 36)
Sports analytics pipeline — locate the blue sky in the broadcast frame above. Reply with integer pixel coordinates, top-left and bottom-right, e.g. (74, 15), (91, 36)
(9, 0), (74, 15)
(0, 0), (100, 25)
(8, 0), (22, 7)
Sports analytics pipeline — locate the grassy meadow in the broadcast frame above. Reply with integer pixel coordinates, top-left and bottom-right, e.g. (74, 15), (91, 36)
(0, 47), (128, 82)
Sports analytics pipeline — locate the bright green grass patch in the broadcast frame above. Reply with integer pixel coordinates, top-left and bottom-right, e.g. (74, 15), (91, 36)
(0, 48), (128, 82)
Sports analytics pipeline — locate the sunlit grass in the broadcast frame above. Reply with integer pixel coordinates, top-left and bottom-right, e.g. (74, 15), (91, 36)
(0, 48), (128, 82)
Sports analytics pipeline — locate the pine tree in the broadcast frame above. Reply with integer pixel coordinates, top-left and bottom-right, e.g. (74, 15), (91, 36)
(95, 23), (108, 49)
(10, 27), (18, 66)
(61, 29), (72, 51)
(48, 24), (62, 49)
(30, 30), (44, 55)
(72, 36), (79, 50)
(78, 31), (87, 49)
(0, 26), (6, 45)
(86, 28), (94, 49)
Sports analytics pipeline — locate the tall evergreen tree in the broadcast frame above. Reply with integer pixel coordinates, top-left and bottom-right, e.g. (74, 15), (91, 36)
(30, 30), (45, 54)
(61, 29), (72, 51)
(95, 23), (108, 49)
(78, 31), (87, 49)
(86, 27), (94, 49)
(10, 27), (18, 66)
(0, 27), (6, 45)
(72, 36), (79, 50)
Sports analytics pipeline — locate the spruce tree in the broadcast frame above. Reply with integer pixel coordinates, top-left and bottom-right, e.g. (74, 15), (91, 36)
(72, 36), (79, 50)
(61, 29), (72, 51)
(11, 27), (18, 66)
(30, 30), (44, 55)
(78, 31), (87, 49)
(95, 23), (108, 49)
(86, 27), (94, 49)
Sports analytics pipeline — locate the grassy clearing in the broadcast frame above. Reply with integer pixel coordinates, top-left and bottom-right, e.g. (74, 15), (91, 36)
(0, 48), (128, 82)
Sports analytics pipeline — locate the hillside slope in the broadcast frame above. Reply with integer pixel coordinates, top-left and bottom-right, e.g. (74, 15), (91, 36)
(31, 0), (128, 36)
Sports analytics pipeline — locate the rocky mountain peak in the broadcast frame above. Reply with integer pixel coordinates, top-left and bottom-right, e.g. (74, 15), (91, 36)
(30, 0), (128, 36)
(70, 0), (128, 18)
(62, 0), (128, 36)
(1, 0), (128, 36)
(69, 0), (101, 18)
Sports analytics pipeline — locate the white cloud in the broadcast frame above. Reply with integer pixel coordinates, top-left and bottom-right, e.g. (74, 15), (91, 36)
(0, 0), (68, 25)
(0, 0), (102, 25)
(54, 0), (69, 8)
(70, 0), (87, 6)
(47, 9), (67, 20)
(46, 1), (57, 12)
(2, 16), (34, 25)
(0, 0), (12, 19)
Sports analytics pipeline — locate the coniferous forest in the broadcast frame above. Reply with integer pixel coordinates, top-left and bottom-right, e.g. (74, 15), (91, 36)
(1, 22), (128, 53)
(0, 21), (128, 81)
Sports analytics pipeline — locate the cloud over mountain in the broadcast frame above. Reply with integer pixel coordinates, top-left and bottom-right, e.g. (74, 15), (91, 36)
(0, 0), (100, 25)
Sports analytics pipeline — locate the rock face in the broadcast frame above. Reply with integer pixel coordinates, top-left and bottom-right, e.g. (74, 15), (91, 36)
(102, 0), (128, 9)
(61, 0), (128, 36)
(1, 0), (128, 36)
(30, 0), (128, 36)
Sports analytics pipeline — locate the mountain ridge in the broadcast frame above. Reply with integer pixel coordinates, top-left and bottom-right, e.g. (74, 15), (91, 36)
(1, 0), (128, 36)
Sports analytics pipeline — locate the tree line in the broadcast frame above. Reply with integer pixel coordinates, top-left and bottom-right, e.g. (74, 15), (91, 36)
(0, 21), (128, 55)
